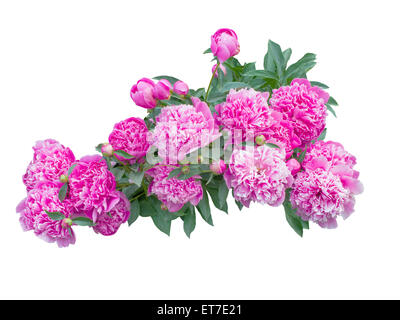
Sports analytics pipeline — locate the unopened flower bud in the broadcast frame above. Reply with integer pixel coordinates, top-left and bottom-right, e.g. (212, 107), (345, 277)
(61, 218), (73, 229)
(101, 143), (114, 157)
(181, 166), (190, 175)
(210, 160), (226, 175)
(173, 81), (189, 96)
(160, 203), (168, 211)
(154, 79), (172, 100)
(286, 158), (301, 175)
(59, 174), (69, 183)
(255, 135), (266, 146)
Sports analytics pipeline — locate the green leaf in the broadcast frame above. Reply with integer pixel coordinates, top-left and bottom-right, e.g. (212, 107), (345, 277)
(95, 143), (103, 153)
(72, 217), (95, 227)
(153, 75), (180, 85)
(328, 96), (338, 106)
(310, 81), (329, 89)
(151, 212), (172, 236)
(235, 200), (244, 211)
(285, 53), (317, 82)
(196, 189), (213, 226)
(167, 167), (182, 179)
(283, 190), (305, 237)
(221, 82), (248, 92)
(218, 181), (229, 212)
(282, 48), (292, 69)
(58, 183), (68, 202)
(45, 210), (65, 221)
(183, 206), (196, 238)
(128, 170), (144, 186)
(128, 200), (140, 226)
(139, 198), (156, 217)
(268, 40), (285, 79)
(265, 142), (280, 149)
(298, 145), (308, 163)
(111, 167), (125, 180)
(114, 150), (133, 159)
(318, 128), (327, 141)
(122, 184), (140, 198)
(67, 164), (77, 177)
(203, 48), (212, 54)
(243, 70), (277, 79)
(263, 51), (276, 74)
(326, 105), (337, 117)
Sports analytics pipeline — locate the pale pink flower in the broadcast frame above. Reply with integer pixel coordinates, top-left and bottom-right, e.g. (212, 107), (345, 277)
(215, 88), (274, 144)
(269, 78), (328, 146)
(147, 165), (203, 212)
(130, 78), (157, 109)
(290, 168), (354, 229)
(108, 117), (150, 162)
(16, 181), (76, 248)
(93, 191), (130, 236)
(211, 28), (240, 63)
(152, 100), (221, 164)
(23, 139), (75, 191)
(291, 141), (363, 228)
(224, 145), (293, 207)
(68, 155), (116, 222)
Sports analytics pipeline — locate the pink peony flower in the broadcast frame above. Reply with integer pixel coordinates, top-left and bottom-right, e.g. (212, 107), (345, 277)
(68, 155), (117, 222)
(291, 140), (363, 228)
(147, 165), (203, 212)
(256, 113), (302, 158)
(173, 81), (189, 96)
(290, 168), (354, 229)
(16, 181), (76, 248)
(130, 78), (157, 109)
(92, 191), (130, 236)
(154, 79), (172, 100)
(215, 88), (274, 144)
(212, 63), (227, 78)
(108, 117), (151, 162)
(224, 145), (293, 207)
(23, 139), (76, 191)
(269, 78), (329, 146)
(152, 100), (221, 164)
(211, 28), (240, 63)
(303, 140), (357, 169)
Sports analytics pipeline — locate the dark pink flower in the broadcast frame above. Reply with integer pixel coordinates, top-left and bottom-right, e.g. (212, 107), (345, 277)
(154, 79), (172, 100)
(130, 78), (157, 109)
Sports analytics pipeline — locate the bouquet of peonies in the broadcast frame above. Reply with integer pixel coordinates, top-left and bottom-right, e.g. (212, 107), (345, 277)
(17, 28), (363, 247)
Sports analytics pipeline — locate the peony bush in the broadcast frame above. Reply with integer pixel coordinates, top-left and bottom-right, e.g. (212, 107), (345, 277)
(17, 28), (363, 247)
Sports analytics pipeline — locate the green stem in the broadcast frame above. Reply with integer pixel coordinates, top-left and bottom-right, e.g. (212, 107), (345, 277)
(130, 192), (145, 202)
(205, 61), (220, 101)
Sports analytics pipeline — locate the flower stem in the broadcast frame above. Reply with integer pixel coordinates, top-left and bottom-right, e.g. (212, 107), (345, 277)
(205, 61), (220, 101)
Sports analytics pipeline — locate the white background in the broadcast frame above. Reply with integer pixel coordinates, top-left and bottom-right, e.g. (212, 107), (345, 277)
(1, 0), (399, 299)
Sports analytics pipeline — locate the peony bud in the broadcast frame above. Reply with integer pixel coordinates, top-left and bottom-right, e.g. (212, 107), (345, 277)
(210, 159), (226, 175)
(173, 81), (189, 96)
(181, 166), (190, 175)
(59, 174), (69, 183)
(130, 78), (157, 109)
(212, 63), (227, 78)
(286, 158), (301, 175)
(255, 135), (266, 146)
(61, 218), (73, 229)
(153, 79), (172, 100)
(211, 28), (240, 63)
(101, 143), (114, 157)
